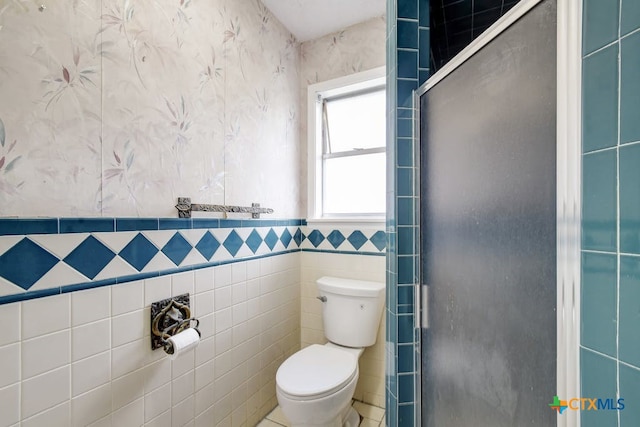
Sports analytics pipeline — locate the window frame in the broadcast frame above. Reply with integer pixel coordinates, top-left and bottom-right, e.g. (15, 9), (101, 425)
(307, 66), (386, 223)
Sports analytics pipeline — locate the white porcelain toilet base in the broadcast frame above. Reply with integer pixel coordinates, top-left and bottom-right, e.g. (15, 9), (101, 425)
(343, 407), (361, 427)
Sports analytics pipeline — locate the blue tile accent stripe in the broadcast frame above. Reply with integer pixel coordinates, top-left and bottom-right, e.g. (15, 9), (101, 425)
(0, 218), (385, 304)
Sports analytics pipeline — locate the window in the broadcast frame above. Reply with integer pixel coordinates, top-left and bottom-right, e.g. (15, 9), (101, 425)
(307, 67), (386, 220)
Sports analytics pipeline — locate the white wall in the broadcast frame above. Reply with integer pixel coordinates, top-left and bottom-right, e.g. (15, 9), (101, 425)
(0, 253), (300, 427)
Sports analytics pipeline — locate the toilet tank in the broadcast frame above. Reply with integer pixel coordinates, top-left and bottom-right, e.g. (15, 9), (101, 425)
(316, 276), (385, 348)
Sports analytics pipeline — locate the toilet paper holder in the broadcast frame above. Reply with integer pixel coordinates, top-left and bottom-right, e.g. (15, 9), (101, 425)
(150, 293), (201, 353)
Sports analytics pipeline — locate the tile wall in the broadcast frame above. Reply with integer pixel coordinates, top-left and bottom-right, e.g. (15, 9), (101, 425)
(387, 0), (429, 425)
(0, 253), (300, 427)
(581, 0), (640, 425)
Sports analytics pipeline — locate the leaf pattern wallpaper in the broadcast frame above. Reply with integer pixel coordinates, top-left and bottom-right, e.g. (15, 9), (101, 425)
(0, 0), (385, 219)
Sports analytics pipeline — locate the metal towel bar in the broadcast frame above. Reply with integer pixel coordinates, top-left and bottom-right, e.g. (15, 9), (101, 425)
(175, 197), (274, 219)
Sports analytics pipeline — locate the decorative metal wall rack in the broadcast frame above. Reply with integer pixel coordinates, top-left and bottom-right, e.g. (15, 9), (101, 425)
(175, 197), (274, 219)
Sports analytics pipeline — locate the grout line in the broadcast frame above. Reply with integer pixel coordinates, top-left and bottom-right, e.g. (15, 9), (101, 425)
(583, 38), (619, 60)
(617, 1), (622, 424)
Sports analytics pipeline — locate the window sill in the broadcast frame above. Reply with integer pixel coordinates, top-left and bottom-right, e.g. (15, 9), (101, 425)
(305, 217), (386, 228)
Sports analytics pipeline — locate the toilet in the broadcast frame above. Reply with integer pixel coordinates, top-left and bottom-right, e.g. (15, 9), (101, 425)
(276, 276), (385, 427)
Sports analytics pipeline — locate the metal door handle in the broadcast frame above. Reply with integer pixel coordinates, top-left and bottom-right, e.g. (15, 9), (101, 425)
(316, 296), (327, 303)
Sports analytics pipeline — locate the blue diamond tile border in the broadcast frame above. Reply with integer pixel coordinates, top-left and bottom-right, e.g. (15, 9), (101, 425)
(64, 236), (115, 279)
(0, 238), (59, 290)
(0, 219), (386, 305)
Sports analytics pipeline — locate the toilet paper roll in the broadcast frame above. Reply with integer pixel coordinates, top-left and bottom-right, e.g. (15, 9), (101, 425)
(167, 328), (200, 360)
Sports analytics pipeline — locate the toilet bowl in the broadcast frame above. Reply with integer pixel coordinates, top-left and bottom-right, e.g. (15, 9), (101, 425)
(275, 276), (385, 427)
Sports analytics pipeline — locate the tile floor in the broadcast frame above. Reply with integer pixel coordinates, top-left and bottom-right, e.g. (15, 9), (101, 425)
(257, 401), (386, 427)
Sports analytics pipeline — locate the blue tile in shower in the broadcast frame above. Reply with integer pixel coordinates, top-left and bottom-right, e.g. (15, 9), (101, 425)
(327, 230), (345, 249)
(621, 0), (640, 36)
(397, 344), (414, 373)
(419, 69), (430, 86)
(307, 230), (325, 248)
(397, 139), (413, 167)
(582, 150), (617, 252)
(620, 144), (640, 254)
(222, 230), (243, 257)
(398, 403), (415, 425)
(398, 314), (413, 344)
(419, 28), (430, 69)
(0, 218), (58, 236)
(347, 231), (367, 250)
(397, 118), (413, 138)
(192, 218), (220, 229)
(581, 252), (617, 357)
(0, 238), (59, 290)
(397, 227), (414, 255)
(387, 395), (398, 427)
(115, 218), (159, 232)
(397, 79), (418, 108)
(119, 233), (159, 271)
(619, 256), (640, 367)
(60, 218), (114, 233)
(621, 32), (640, 145)
(388, 310), (398, 345)
(63, 236), (115, 279)
(582, 44), (618, 153)
(580, 348), (617, 427)
(280, 228), (292, 248)
(162, 233), (192, 266)
(620, 363), (640, 425)
(398, 0), (418, 20)
(398, 374), (414, 403)
(159, 218), (191, 230)
(397, 197), (414, 226)
(419, 0), (430, 27)
(582, 0), (619, 55)
(195, 231), (219, 260)
(397, 285), (413, 305)
(397, 20), (419, 49)
(264, 228), (279, 250)
(398, 50), (418, 79)
(397, 167), (414, 197)
(397, 108), (413, 119)
(398, 255), (415, 285)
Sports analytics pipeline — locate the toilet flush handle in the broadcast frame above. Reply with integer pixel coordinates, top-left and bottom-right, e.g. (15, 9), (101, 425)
(316, 296), (327, 303)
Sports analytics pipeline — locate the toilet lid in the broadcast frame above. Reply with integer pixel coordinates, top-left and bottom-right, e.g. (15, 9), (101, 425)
(276, 344), (358, 397)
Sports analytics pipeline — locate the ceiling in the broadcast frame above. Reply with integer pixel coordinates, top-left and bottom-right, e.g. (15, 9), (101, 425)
(261, 0), (386, 42)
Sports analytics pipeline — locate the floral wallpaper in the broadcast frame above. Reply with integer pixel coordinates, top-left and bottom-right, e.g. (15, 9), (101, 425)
(298, 17), (386, 215)
(0, 0), (300, 218)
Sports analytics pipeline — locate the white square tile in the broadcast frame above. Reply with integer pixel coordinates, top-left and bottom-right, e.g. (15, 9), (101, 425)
(112, 309), (145, 347)
(172, 370), (195, 404)
(72, 351), (110, 397)
(22, 294), (70, 339)
(195, 267), (214, 294)
(72, 319), (110, 362)
(215, 308), (232, 333)
(214, 265), (232, 288)
(112, 280), (144, 316)
(71, 382), (111, 427)
(198, 313), (215, 339)
(111, 339), (147, 379)
(195, 382), (215, 416)
(22, 330), (70, 379)
(231, 282), (247, 305)
(112, 368), (144, 410)
(172, 271), (194, 297)
(195, 336), (215, 367)
(172, 348), (195, 379)
(21, 401), (70, 427)
(144, 357), (171, 393)
(246, 259), (260, 280)
(0, 343), (19, 388)
(71, 286), (110, 326)
(214, 286), (232, 311)
(195, 359), (214, 392)
(246, 278), (260, 300)
(194, 290), (214, 317)
(112, 398), (144, 427)
(0, 383), (19, 427)
(172, 395), (194, 426)
(22, 366), (70, 419)
(231, 262), (247, 284)
(215, 329), (232, 356)
(144, 276), (172, 306)
(232, 302), (247, 326)
(144, 383), (171, 422)
(0, 303), (20, 346)
(87, 415), (111, 427)
(146, 410), (172, 427)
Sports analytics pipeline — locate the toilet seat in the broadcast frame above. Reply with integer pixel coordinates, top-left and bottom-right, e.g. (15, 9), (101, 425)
(276, 344), (358, 400)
